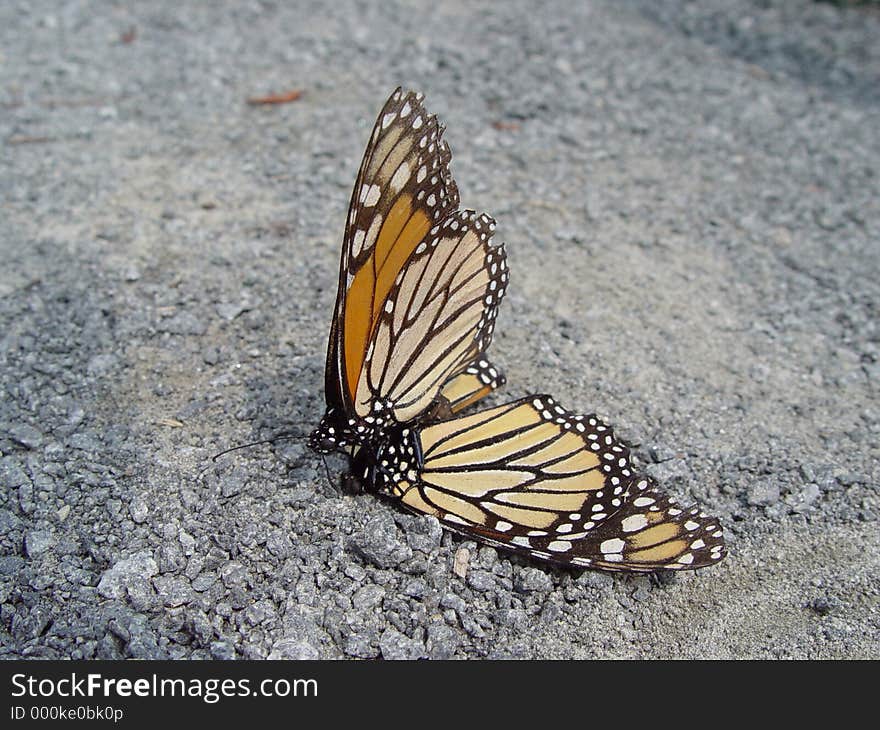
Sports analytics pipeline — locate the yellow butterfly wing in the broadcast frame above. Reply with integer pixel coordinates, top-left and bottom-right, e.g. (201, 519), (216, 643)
(436, 357), (506, 415)
(381, 396), (726, 572)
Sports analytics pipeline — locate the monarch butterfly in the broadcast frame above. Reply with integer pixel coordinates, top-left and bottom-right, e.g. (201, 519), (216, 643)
(308, 88), (726, 572)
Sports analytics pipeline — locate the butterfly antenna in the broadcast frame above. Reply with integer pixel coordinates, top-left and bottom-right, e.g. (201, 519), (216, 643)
(210, 431), (300, 463)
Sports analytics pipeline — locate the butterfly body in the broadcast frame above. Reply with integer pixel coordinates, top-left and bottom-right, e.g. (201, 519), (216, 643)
(349, 424), (423, 493)
(308, 402), (393, 455)
(307, 88), (727, 572)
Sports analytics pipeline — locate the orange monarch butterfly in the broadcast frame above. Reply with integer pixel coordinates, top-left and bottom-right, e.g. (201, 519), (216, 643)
(309, 88), (726, 572)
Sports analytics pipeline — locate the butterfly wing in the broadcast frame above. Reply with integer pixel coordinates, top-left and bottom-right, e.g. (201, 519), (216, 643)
(355, 210), (507, 423)
(436, 356), (506, 415)
(575, 479), (727, 571)
(325, 88), (461, 418)
(383, 396), (726, 571)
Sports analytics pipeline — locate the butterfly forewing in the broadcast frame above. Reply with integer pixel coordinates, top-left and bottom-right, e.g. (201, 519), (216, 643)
(580, 479), (727, 571)
(326, 88), (462, 414)
(384, 396), (726, 571)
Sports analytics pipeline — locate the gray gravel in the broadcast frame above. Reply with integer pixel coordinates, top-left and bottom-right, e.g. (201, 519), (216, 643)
(1, 0), (878, 659)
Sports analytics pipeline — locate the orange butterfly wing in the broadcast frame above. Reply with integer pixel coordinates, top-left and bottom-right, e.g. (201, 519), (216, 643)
(325, 88), (461, 416)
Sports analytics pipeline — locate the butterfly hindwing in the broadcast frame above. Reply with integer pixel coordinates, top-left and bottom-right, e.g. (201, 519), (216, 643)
(437, 356), (506, 415)
(354, 210), (507, 423)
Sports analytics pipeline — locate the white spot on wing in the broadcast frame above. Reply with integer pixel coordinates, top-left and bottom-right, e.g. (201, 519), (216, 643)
(621, 514), (648, 533)
(363, 184), (381, 208)
(390, 162), (410, 193)
(548, 540), (572, 553)
(351, 229), (366, 255)
(600, 538), (625, 554)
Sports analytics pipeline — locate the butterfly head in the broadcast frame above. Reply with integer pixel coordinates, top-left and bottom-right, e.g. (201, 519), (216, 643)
(308, 409), (350, 454)
(310, 398), (402, 454)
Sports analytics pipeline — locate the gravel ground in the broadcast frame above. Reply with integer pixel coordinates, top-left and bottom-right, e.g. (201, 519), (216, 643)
(1, 0), (878, 660)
